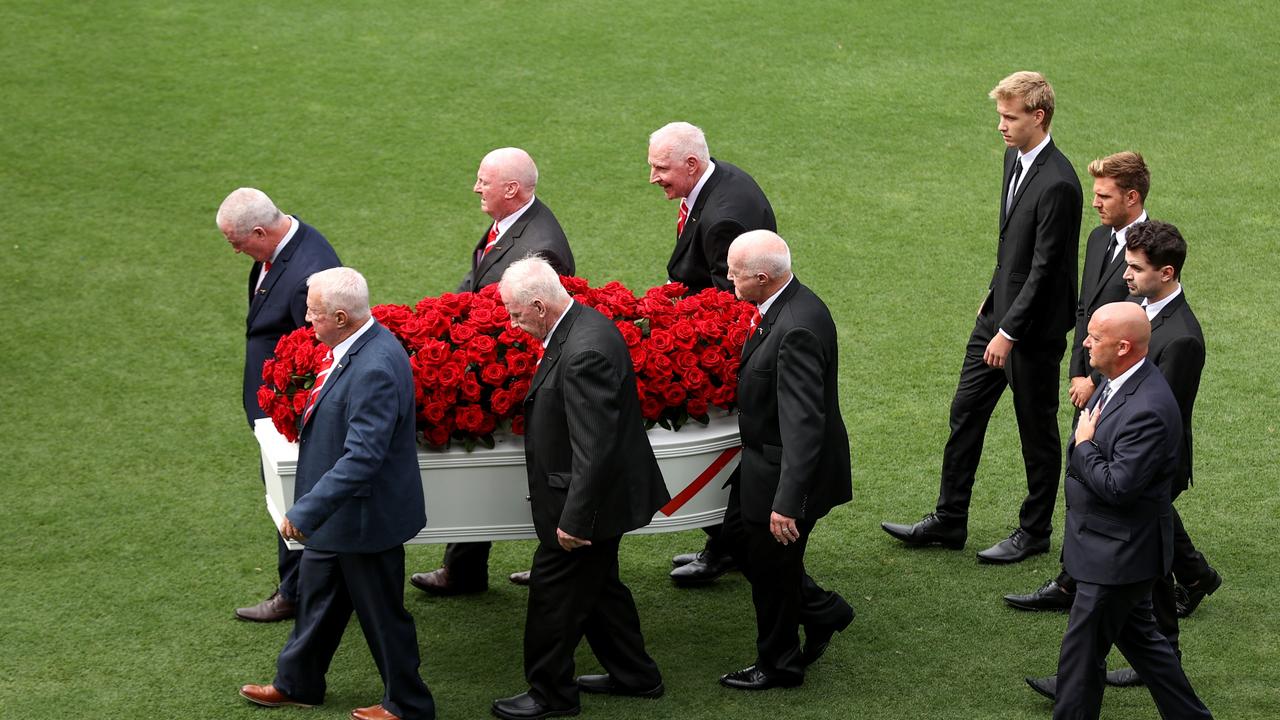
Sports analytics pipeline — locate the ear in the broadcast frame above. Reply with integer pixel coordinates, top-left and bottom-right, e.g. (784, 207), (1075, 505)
(1116, 338), (1132, 356)
(1032, 108), (1046, 128)
(1160, 265), (1177, 282)
(683, 154), (701, 175)
(1124, 189), (1141, 207)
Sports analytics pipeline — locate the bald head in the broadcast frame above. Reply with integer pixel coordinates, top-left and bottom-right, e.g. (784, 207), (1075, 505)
(725, 230), (793, 304)
(1085, 302), (1150, 378)
(475, 147), (538, 221)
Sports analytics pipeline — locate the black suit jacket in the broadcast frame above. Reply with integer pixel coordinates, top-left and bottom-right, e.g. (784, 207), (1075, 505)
(669, 159), (776, 293)
(1063, 361), (1180, 585)
(1142, 293), (1205, 493)
(1069, 224), (1132, 379)
(458, 197), (574, 292)
(244, 218), (341, 425)
(521, 303), (670, 550)
(984, 141), (1082, 343)
(735, 279), (851, 523)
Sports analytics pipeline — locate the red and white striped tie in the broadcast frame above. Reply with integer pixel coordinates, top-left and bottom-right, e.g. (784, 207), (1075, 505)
(676, 199), (689, 237)
(748, 307), (762, 336)
(480, 223), (500, 260)
(301, 351), (334, 426)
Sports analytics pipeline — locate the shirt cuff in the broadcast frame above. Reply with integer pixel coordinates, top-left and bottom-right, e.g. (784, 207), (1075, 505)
(998, 328), (1018, 342)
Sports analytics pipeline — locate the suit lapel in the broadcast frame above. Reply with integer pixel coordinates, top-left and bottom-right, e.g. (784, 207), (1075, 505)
(1001, 141), (1054, 231)
(476, 199), (541, 281)
(303, 322), (381, 429)
(739, 279), (800, 367)
(248, 220), (306, 326)
(1097, 361), (1151, 427)
(1148, 292), (1185, 334)
(526, 303), (579, 399)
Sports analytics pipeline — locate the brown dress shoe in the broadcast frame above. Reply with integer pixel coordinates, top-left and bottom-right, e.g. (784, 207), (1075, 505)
(410, 566), (486, 596)
(239, 683), (313, 707)
(352, 703), (401, 720)
(508, 570), (532, 586)
(235, 590), (296, 622)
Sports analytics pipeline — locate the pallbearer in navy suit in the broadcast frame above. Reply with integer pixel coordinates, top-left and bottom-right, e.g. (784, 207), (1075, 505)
(239, 268), (436, 720)
(647, 121), (777, 586)
(217, 187), (341, 623)
(414, 147), (576, 596)
(491, 257), (667, 720)
(1047, 302), (1210, 720)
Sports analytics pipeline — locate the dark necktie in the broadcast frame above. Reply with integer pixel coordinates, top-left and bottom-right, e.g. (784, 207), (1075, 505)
(1096, 382), (1113, 413)
(1099, 231), (1119, 280)
(1005, 157), (1024, 213)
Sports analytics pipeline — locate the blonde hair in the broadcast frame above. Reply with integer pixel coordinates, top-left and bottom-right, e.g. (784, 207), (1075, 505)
(1088, 151), (1150, 201)
(989, 71), (1055, 130)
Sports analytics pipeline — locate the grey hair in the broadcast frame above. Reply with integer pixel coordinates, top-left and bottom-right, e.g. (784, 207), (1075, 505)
(500, 254), (570, 306)
(216, 187), (285, 237)
(483, 147), (539, 191)
(307, 267), (371, 320)
(649, 121), (710, 165)
(732, 229), (792, 277)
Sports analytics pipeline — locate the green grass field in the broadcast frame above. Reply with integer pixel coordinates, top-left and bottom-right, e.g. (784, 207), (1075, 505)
(3, 2), (1278, 718)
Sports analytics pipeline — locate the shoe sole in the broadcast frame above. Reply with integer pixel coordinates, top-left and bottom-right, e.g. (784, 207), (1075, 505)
(1003, 599), (1071, 612)
(976, 547), (1049, 564)
(1024, 678), (1055, 701)
(881, 526), (966, 549)
(239, 690), (314, 708)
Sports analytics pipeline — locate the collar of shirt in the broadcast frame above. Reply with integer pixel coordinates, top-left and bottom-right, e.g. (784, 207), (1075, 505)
(1015, 134), (1052, 176)
(1140, 283), (1182, 320)
(1110, 210), (1149, 261)
(542, 298), (575, 344)
(494, 196), (537, 240)
(1103, 357), (1145, 399)
(756, 274), (794, 320)
(269, 216), (300, 265)
(684, 160), (717, 211)
(330, 316), (376, 368)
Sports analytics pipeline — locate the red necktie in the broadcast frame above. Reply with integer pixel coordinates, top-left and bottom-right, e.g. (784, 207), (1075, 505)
(748, 308), (762, 335)
(676, 199), (689, 237)
(256, 261), (273, 291)
(301, 351), (334, 425)
(481, 223), (500, 259)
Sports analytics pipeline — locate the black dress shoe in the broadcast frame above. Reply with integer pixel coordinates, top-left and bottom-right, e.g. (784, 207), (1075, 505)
(719, 664), (802, 690)
(801, 608), (855, 666)
(1176, 568), (1222, 618)
(576, 673), (664, 698)
(409, 567), (487, 596)
(1105, 667), (1144, 687)
(672, 551), (699, 567)
(491, 692), (579, 720)
(977, 528), (1049, 564)
(1004, 578), (1075, 611)
(669, 550), (736, 586)
(1025, 675), (1057, 700)
(880, 513), (966, 549)
(235, 590), (296, 622)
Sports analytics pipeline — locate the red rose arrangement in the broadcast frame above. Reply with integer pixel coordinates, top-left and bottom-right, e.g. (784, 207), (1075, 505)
(258, 279), (753, 448)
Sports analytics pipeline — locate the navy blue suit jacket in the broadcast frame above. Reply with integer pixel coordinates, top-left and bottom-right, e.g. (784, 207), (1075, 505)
(286, 322), (426, 553)
(243, 219), (341, 425)
(1063, 360), (1180, 585)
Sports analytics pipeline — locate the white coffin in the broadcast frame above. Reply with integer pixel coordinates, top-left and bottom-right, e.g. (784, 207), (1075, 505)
(255, 414), (740, 549)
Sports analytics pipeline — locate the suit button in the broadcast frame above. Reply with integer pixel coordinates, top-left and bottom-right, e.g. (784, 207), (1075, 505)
(525, 495), (532, 502)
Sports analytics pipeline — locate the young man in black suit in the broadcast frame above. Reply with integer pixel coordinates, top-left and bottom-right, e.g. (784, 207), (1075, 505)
(717, 230), (855, 690)
(647, 121), (777, 585)
(883, 71), (1083, 564)
(491, 257), (668, 720)
(1040, 302), (1211, 720)
(217, 187), (341, 623)
(1005, 151), (1151, 612)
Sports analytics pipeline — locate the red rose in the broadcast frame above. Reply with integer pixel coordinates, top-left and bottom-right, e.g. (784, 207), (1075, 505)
(460, 374), (483, 402)
(640, 395), (664, 420)
(465, 335), (498, 363)
(449, 322), (477, 344)
(645, 352), (674, 378)
(699, 346), (726, 370)
(680, 366), (707, 390)
(506, 350), (536, 376)
(481, 362), (510, 386)
(437, 362), (464, 388)
(419, 339), (451, 365)
(511, 414), (526, 435)
(616, 321), (642, 347)
(649, 329), (675, 353)
(424, 425), (451, 448)
(468, 305), (495, 326)
(661, 383), (687, 407)
(422, 401), (449, 424)
(491, 388), (514, 416)
(674, 350), (699, 370)
(671, 320), (697, 349)
(455, 404), (487, 433)
(687, 397), (709, 418)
